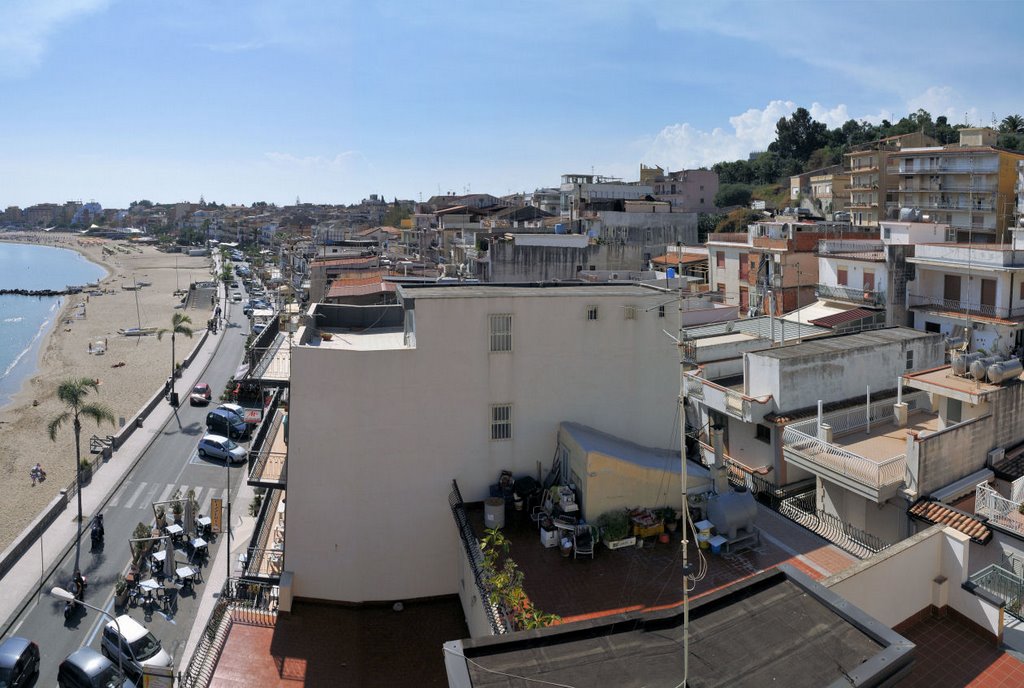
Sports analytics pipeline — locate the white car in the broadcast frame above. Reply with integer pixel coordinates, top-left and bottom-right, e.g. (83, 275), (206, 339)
(101, 615), (172, 680)
(197, 435), (248, 464)
(232, 294), (242, 302)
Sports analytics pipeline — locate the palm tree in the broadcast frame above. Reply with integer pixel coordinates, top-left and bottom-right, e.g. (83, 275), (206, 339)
(157, 313), (194, 405)
(1000, 114), (1024, 134)
(47, 378), (116, 572)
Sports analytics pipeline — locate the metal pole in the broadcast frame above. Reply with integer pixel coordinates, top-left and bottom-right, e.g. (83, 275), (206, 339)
(897, 377), (903, 405)
(866, 385), (871, 434)
(226, 456), (232, 581)
(817, 400), (823, 434)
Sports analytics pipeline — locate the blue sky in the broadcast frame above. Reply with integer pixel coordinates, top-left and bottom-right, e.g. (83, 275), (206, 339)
(2, 0), (1022, 209)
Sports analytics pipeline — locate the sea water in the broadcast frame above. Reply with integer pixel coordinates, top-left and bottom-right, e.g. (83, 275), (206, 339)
(0, 242), (106, 407)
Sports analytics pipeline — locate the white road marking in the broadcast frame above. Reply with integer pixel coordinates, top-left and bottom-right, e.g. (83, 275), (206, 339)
(121, 482), (148, 510)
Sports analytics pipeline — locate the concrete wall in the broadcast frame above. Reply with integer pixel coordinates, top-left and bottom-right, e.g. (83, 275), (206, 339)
(287, 288), (682, 602)
(912, 415), (993, 496)
(826, 526), (1001, 640)
(746, 332), (945, 411)
(819, 256), (889, 294)
(485, 241), (654, 282)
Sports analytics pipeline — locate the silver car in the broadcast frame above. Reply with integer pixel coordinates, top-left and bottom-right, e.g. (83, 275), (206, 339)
(197, 434), (247, 463)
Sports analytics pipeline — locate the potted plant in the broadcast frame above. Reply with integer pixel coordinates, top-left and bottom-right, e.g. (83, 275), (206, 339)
(114, 576), (129, 608)
(79, 458), (93, 483)
(658, 507), (679, 533)
(595, 510), (636, 550)
(171, 489), (184, 523)
(131, 521), (152, 565)
(154, 506), (167, 530)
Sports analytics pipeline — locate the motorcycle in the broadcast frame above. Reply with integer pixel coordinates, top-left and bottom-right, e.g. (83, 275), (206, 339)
(29, 466), (46, 485)
(90, 516), (105, 549)
(63, 572), (87, 620)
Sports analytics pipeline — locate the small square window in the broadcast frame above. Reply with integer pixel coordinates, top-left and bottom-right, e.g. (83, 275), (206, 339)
(755, 424), (771, 444)
(491, 404), (512, 441)
(624, 305), (637, 320)
(658, 305), (666, 318)
(489, 314), (512, 352)
(587, 306), (599, 321)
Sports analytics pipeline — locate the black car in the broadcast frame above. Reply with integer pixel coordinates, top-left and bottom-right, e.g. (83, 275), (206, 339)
(57, 647), (136, 688)
(0, 637), (39, 688)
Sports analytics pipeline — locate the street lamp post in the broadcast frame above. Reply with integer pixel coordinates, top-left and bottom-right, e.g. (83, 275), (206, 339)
(50, 587), (125, 686)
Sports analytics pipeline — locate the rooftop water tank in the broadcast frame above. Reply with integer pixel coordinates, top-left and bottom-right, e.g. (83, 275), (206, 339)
(666, 267), (677, 279)
(952, 352), (982, 377)
(706, 488), (757, 540)
(987, 359), (1023, 384)
(971, 356), (1003, 381)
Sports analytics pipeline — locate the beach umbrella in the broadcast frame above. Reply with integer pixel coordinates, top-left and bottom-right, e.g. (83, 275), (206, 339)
(163, 536), (175, 579)
(184, 498), (194, 539)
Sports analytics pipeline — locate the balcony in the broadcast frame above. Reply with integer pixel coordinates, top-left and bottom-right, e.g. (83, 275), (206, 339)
(684, 374), (755, 422)
(975, 483), (1024, 541)
(908, 293), (1024, 320)
(817, 240), (885, 255)
(887, 161), (999, 175)
(891, 199), (996, 212)
(243, 488), (285, 580)
(781, 392), (933, 502)
(815, 283), (886, 307)
(248, 409), (287, 488)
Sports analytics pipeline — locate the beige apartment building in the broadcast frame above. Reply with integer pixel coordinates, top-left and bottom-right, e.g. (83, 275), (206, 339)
(888, 128), (1024, 242)
(846, 132), (937, 228)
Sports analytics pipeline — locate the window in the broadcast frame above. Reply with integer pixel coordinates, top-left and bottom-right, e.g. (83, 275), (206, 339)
(716, 252), (725, 269)
(624, 305), (637, 320)
(658, 305), (666, 318)
(587, 306), (598, 320)
(739, 253), (749, 280)
(755, 424), (771, 444)
(489, 314), (512, 352)
(946, 398), (962, 424)
(883, 226), (891, 239)
(700, 198), (704, 205)
(491, 404), (512, 441)
(862, 270), (875, 292)
(837, 266), (848, 286)
(906, 350), (914, 370)
(1019, 281), (1024, 300)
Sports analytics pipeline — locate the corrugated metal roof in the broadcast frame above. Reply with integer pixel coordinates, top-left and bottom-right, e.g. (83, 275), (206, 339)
(809, 307), (878, 328)
(751, 327), (936, 360)
(682, 316), (831, 344)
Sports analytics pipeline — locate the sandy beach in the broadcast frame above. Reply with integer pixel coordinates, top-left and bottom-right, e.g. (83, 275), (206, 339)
(0, 234), (217, 551)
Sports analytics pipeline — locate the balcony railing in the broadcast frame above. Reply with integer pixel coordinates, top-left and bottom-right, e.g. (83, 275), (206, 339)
(975, 482), (1024, 539)
(891, 199), (996, 211)
(783, 425), (906, 491)
(908, 293), (1024, 320)
(817, 240), (885, 255)
(887, 161), (1000, 175)
(736, 473), (892, 559)
(815, 283), (886, 307)
(248, 410), (287, 487)
(684, 374), (752, 421)
(968, 564), (1024, 622)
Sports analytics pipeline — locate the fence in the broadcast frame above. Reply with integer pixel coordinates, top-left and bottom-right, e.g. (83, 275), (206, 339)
(178, 578), (278, 688)
(908, 293), (1024, 320)
(976, 483), (1024, 539)
(969, 564), (1024, 622)
(734, 470), (892, 558)
(448, 480), (504, 635)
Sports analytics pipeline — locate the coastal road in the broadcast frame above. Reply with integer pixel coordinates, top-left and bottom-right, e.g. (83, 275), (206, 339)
(5, 284), (256, 685)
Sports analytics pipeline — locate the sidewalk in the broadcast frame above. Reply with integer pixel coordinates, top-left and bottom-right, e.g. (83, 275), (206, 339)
(0, 258), (228, 634)
(176, 478), (260, 674)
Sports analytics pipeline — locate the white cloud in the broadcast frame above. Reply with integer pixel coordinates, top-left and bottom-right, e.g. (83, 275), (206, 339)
(0, 0), (112, 77)
(906, 86), (981, 126)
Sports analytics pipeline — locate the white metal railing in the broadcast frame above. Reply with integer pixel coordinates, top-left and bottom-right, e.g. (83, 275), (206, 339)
(908, 294), (1024, 319)
(976, 482), (1024, 537)
(817, 240), (885, 255)
(787, 391), (927, 439)
(783, 425), (906, 490)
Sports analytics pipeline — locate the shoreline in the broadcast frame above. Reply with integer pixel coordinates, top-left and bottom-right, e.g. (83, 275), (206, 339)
(0, 234), (216, 551)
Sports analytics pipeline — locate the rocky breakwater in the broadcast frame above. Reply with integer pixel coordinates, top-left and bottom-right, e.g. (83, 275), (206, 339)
(0, 286), (82, 297)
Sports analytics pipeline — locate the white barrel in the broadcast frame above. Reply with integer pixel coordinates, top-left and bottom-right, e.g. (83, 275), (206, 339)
(484, 497), (505, 530)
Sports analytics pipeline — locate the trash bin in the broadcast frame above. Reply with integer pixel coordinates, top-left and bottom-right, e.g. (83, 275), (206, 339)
(484, 497), (505, 530)
(169, 392), (179, 408)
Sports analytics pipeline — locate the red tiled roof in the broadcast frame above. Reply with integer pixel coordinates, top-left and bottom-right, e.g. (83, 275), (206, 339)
(908, 499), (991, 543)
(326, 276), (397, 299)
(652, 254), (707, 266)
(809, 307), (878, 328)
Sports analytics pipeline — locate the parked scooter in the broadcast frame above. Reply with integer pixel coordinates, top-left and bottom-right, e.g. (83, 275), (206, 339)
(29, 463), (46, 486)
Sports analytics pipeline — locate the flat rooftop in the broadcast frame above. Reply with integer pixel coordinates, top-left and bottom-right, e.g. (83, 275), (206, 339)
(448, 567), (912, 688)
(753, 327), (934, 360)
(398, 283), (660, 300)
(683, 315), (831, 344)
(830, 412), (940, 463)
(904, 365), (1015, 404)
(303, 326), (407, 350)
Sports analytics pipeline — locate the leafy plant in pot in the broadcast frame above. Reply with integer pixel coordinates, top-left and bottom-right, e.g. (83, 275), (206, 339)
(657, 507), (679, 533)
(595, 510), (635, 550)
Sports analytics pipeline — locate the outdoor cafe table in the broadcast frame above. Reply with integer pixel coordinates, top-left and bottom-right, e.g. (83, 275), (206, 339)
(138, 578), (161, 608)
(196, 516), (212, 536)
(176, 566), (199, 591)
(190, 537), (208, 560)
(165, 523), (184, 542)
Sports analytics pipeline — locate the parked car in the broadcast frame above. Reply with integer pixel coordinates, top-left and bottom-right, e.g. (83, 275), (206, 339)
(101, 615), (172, 681)
(251, 323), (266, 335)
(217, 403), (246, 423)
(197, 434), (248, 464)
(189, 382), (212, 406)
(206, 408), (248, 439)
(58, 647), (137, 688)
(232, 294), (242, 302)
(0, 636), (39, 688)
(230, 281), (239, 288)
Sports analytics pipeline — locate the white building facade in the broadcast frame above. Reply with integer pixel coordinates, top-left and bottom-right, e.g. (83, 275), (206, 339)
(286, 284), (687, 603)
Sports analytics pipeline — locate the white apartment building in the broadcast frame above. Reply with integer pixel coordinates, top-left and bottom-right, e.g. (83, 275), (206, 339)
(686, 328), (945, 547)
(559, 174), (652, 221)
(906, 229), (1024, 355)
(287, 284), (691, 603)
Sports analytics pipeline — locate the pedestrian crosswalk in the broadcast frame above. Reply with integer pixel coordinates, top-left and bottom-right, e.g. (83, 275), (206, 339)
(109, 480), (229, 514)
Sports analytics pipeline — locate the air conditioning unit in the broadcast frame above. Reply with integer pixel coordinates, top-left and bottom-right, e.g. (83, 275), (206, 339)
(988, 447), (1006, 467)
